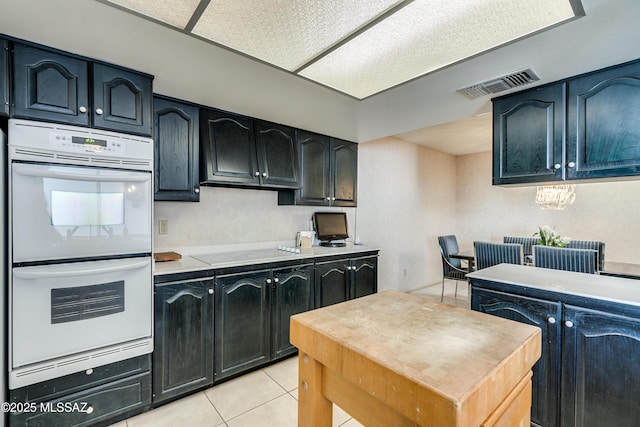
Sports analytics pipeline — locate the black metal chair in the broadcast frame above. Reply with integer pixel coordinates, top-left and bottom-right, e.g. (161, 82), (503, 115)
(533, 246), (598, 274)
(503, 236), (538, 264)
(566, 240), (605, 271)
(474, 241), (524, 270)
(437, 235), (468, 302)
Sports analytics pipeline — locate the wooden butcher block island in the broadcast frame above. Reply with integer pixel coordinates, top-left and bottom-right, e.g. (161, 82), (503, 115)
(290, 291), (541, 427)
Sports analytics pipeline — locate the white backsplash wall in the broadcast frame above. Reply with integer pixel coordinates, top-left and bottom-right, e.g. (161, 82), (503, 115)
(154, 186), (356, 250)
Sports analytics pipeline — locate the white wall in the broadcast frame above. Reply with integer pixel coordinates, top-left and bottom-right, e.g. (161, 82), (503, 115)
(456, 151), (640, 264)
(356, 137), (457, 291)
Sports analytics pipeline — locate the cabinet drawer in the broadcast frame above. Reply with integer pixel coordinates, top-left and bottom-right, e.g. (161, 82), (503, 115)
(11, 355), (150, 403)
(10, 372), (151, 427)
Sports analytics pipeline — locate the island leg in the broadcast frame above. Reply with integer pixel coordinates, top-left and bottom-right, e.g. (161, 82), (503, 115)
(298, 352), (332, 427)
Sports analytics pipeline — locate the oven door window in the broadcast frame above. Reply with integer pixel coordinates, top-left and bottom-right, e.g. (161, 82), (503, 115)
(11, 257), (152, 367)
(12, 163), (151, 263)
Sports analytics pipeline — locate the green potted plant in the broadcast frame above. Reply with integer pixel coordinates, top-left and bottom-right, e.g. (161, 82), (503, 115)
(534, 225), (571, 247)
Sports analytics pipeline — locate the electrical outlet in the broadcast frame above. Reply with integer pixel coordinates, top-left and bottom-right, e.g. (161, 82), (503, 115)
(158, 219), (169, 235)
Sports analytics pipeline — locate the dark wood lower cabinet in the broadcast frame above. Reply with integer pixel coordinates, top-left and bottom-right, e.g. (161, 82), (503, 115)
(271, 264), (314, 359)
(153, 279), (214, 404)
(9, 356), (151, 427)
(316, 256), (378, 307)
(561, 305), (640, 427)
(472, 283), (640, 427)
(214, 270), (271, 382)
(472, 288), (561, 427)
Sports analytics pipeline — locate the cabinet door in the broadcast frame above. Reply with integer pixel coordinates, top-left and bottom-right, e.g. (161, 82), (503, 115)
(561, 305), (640, 427)
(255, 120), (300, 188)
(567, 60), (640, 179)
(154, 96), (200, 201)
(296, 130), (330, 205)
(330, 138), (358, 206)
(153, 280), (213, 404)
(492, 83), (565, 185)
(215, 270), (270, 381)
(200, 108), (260, 185)
(271, 264), (314, 359)
(1, 39), (8, 116)
(472, 287), (561, 427)
(351, 256), (377, 299)
(12, 42), (90, 126)
(315, 260), (349, 308)
(92, 63), (153, 136)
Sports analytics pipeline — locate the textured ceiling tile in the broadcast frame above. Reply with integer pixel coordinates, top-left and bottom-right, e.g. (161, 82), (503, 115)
(105, 0), (201, 29)
(299, 0), (577, 98)
(191, 0), (404, 71)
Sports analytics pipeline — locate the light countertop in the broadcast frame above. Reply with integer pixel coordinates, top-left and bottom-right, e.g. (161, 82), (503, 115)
(468, 264), (640, 308)
(153, 242), (379, 276)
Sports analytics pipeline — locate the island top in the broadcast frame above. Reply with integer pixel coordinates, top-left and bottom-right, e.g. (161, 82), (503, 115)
(291, 290), (541, 426)
(467, 263), (640, 308)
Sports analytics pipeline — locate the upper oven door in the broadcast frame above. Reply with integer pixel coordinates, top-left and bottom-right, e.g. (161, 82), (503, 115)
(11, 162), (152, 263)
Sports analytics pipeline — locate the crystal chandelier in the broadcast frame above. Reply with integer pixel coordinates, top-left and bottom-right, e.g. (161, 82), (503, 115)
(535, 185), (576, 210)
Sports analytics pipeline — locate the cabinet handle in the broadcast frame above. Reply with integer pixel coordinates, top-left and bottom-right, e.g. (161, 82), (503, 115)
(331, 197), (336, 201)
(79, 106), (87, 114)
(266, 278), (272, 284)
(95, 108), (104, 115)
(85, 368), (94, 375)
(194, 188), (200, 194)
(262, 172), (267, 177)
(553, 164), (561, 170)
(274, 277), (279, 283)
(567, 162), (576, 168)
(565, 320), (574, 328)
(208, 289), (213, 294)
(547, 317), (556, 324)
(254, 171), (260, 177)
(326, 197), (331, 201)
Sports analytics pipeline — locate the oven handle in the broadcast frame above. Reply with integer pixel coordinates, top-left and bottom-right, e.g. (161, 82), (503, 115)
(13, 259), (151, 279)
(13, 163), (150, 182)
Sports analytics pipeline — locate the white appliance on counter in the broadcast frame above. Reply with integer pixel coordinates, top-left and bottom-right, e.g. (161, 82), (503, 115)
(7, 119), (154, 389)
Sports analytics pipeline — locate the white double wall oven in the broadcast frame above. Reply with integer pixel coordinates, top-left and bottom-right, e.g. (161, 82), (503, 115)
(8, 119), (154, 388)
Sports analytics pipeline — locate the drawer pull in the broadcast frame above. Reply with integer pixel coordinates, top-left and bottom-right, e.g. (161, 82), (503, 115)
(85, 368), (94, 375)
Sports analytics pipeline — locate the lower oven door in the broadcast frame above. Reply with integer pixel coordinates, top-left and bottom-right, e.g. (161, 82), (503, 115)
(11, 257), (152, 368)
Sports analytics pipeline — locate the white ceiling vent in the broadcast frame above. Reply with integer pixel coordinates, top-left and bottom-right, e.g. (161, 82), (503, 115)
(457, 68), (541, 99)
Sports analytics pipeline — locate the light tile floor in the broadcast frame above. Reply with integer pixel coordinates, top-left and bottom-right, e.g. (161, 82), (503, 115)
(112, 281), (467, 427)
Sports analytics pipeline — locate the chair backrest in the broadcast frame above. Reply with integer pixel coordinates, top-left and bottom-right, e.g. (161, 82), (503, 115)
(474, 241), (524, 270)
(533, 246), (598, 274)
(438, 235), (462, 271)
(503, 236), (538, 257)
(566, 240), (605, 271)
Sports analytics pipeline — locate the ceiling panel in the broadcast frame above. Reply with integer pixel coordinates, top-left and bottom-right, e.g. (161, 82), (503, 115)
(101, 0), (581, 99)
(191, 0), (406, 72)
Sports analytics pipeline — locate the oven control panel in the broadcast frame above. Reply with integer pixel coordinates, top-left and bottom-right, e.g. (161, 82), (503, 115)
(50, 133), (127, 156)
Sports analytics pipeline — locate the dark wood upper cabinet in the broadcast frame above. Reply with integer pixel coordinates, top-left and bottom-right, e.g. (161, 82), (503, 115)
(11, 41), (152, 136)
(492, 83), (565, 185)
(200, 108), (301, 189)
(493, 58), (640, 185)
(567, 59), (640, 179)
(92, 63), (152, 136)
(12, 42), (90, 127)
(1, 38), (9, 116)
(200, 108), (260, 186)
(331, 138), (358, 206)
(154, 96), (200, 201)
(279, 130), (357, 206)
(254, 120), (300, 188)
